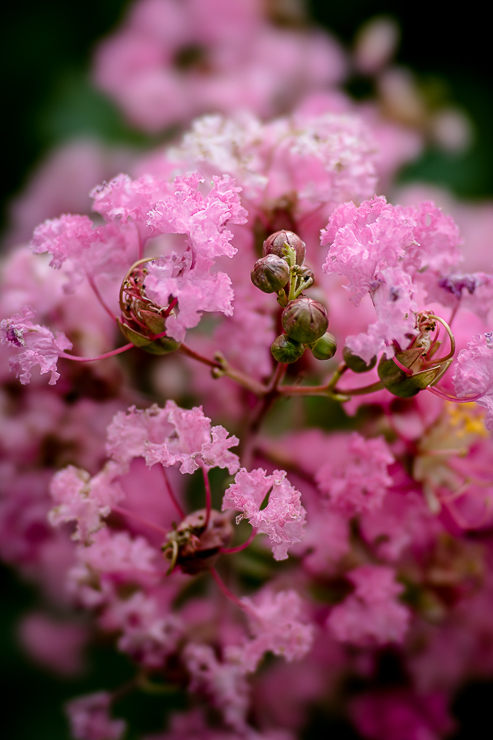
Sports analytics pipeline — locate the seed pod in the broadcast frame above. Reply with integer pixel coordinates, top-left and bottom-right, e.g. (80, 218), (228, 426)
(251, 254), (290, 293)
(271, 334), (305, 363)
(118, 319), (181, 355)
(310, 332), (337, 361)
(343, 346), (377, 373)
(282, 297), (328, 344)
(263, 230), (306, 266)
(377, 353), (443, 398)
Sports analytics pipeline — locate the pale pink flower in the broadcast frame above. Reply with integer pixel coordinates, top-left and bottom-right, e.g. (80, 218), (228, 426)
(66, 692), (126, 740)
(101, 591), (182, 667)
(327, 564), (410, 646)
(316, 432), (394, 515)
(183, 643), (250, 732)
(238, 589), (313, 672)
(453, 332), (493, 429)
(0, 306), (72, 385)
(345, 266), (418, 362)
(49, 462), (124, 544)
(222, 468), (306, 561)
(108, 400), (240, 474)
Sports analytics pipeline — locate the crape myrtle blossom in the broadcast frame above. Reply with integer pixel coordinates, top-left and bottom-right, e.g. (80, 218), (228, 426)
(327, 564), (410, 646)
(315, 432), (394, 515)
(6, 4), (493, 738)
(107, 400), (240, 474)
(0, 306), (72, 385)
(453, 333), (493, 430)
(2, 171), (248, 383)
(65, 691), (126, 740)
(222, 468), (306, 561)
(92, 0), (346, 132)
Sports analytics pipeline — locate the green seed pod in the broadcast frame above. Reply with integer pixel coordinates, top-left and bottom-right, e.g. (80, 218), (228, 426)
(271, 334), (305, 363)
(251, 254), (290, 293)
(377, 352), (443, 398)
(343, 346), (377, 373)
(310, 332), (337, 361)
(282, 297), (328, 344)
(118, 319), (181, 355)
(263, 230), (306, 266)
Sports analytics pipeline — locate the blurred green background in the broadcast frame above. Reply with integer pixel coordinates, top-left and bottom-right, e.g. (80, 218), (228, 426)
(1, 1), (493, 737)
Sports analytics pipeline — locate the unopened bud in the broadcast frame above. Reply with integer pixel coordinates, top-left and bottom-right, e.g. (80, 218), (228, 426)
(263, 230), (306, 266)
(310, 332), (337, 360)
(343, 346), (377, 373)
(271, 334), (305, 363)
(282, 297), (328, 344)
(251, 254), (290, 293)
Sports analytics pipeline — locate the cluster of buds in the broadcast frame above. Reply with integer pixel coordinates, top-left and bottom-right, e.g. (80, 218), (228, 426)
(251, 231), (337, 364)
(118, 258), (181, 355)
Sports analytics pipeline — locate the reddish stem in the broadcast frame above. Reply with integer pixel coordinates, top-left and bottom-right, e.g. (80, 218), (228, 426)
(87, 274), (118, 322)
(160, 466), (185, 519)
(59, 343), (134, 362)
(220, 527), (257, 554)
(112, 504), (169, 536)
(210, 567), (254, 615)
(202, 467), (212, 529)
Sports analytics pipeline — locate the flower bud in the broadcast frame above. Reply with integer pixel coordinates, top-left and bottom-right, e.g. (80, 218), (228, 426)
(282, 297), (328, 344)
(263, 230), (306, 266)
(343, 346), (377, 373)
(310, 332), (337, 361)
(251, 255), (290, 293)
(271, 334), (305, 363)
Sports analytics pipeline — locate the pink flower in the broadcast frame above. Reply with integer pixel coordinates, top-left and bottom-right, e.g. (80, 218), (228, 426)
(107, 401), (240, 474)
(222, 468), (306, 560)
(327, 564), (410, 646)
(316, 432), (394, 515)
(238, 589), (313, 672)
(183, 643), (250, 732)
(18, 612), (88, 676)
(49, 462), (124, 544)
(0, 306), (72, 385)
(453, 332), (493, 429)
(66, 692), (126, 740)
(350, 689), (456, 740)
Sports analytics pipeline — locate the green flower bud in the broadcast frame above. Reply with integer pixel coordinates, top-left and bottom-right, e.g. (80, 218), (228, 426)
(282, 297), (328, 344)
(263, 230), (306, 266)
(271, 334), (305, 363)
(343, 346), (377, 373)
(251, 255), (290, 293)
(310, 332), (337, 360)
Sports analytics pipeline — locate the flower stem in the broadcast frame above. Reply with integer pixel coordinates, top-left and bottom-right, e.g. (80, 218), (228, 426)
(160, 466), (185, 519)
(179, 344), (267, 396)
(112, 504), (169, 536)
(202, 467), (212, 529)
(210, 567), (253, 614)
(220, 526), (257, 554)
(59, 343), (134, 362)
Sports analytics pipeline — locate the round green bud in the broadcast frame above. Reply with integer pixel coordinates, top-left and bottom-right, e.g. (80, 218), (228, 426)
(282, 297), (328, 344)
(263, 230), (306, 266)
(310, 332), (337, 361)
(343, 346), (377, 373)
(271, 334), (305, 364)
(251, 254), (290, 293)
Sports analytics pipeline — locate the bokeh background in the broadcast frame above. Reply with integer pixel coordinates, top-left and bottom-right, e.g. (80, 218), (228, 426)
(1, 1), (493, 737)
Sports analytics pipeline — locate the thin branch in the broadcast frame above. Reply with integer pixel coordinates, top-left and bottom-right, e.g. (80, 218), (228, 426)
(59, 343), (134, 362)
(160, 466), (185, 519)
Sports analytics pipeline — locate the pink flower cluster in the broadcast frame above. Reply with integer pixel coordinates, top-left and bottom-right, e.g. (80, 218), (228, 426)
(3, 2), (493, 739)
